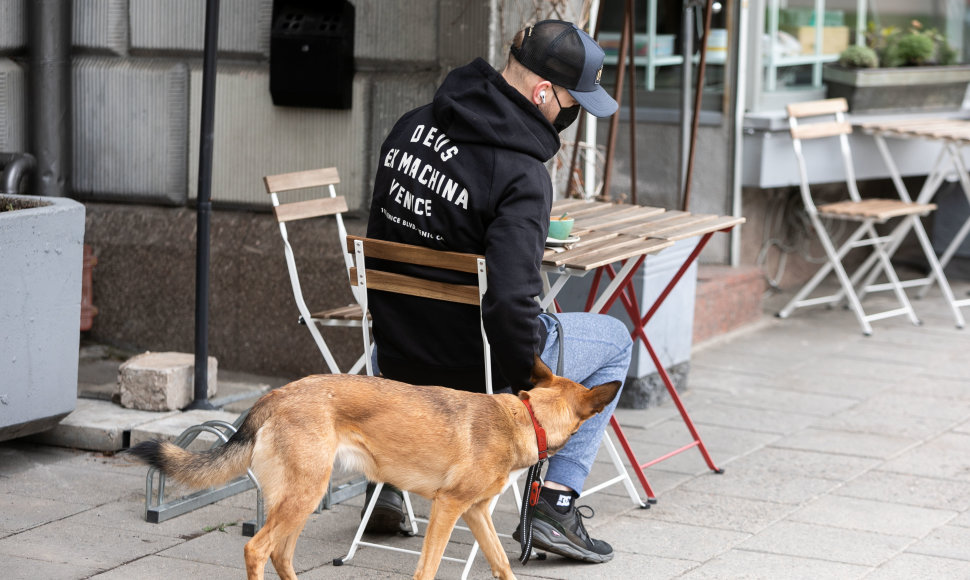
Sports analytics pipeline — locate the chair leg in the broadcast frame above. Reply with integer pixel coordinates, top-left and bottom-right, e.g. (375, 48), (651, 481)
(778, 218), (869, 322)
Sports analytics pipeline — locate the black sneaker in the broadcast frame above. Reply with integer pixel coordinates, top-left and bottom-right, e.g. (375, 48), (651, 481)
(361, 482), (410, 534)
(513, 495), (613, 563)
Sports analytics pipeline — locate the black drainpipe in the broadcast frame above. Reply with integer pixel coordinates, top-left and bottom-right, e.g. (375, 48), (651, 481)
(0, 153), (37, 195)
(27, 0), (72, 197)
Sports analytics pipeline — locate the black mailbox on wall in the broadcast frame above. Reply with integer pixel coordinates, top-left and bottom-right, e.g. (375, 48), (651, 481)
(270, 0), (355, 109)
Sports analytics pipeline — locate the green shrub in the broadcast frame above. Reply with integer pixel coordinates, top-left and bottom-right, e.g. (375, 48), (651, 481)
(837, 44), (879, 68)
(864, 20), (959, 67)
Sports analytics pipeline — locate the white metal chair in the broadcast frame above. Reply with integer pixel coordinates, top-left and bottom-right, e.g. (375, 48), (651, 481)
(336, 235), (645, 576)
(778, 98), (947, 335)
(335, 235), (524, 578)
(263, 167), (367, 374)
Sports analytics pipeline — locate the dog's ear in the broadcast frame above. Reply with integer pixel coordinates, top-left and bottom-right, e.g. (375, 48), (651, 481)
(578, 381), (622, 419)
(529, 354), (555, 387)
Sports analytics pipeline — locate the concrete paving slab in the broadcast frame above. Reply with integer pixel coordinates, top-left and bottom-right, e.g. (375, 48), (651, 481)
(865, 552), (970, 579)
(678, 463), (840, 505)
(0, 519), (182, 573)
(733, 446), (881, 481)
(3, 553), (102, 580)
(906, 524), (970, 561)
(28, 398), (179, 452)
(881, 433), (970, 481)
(950, 511), (970, 528)
(129, 408), (244, 452)
(0, 492), (91, 535)
(608, 516), (748, 561)
(738, 520), (912, 566)
(89, 555), (250, 580)
(643, 488), (796, 534)
(788, 351), (924, 383)
(683, 402), (820, 435)
(679, 549), (872, 579)
(833, 470), (970, 511)
(789, 495), (957, 538)
(696, 383), (860, 417)
(516, 551), (697, 579)
(768, 370), (892, 399)
(60, 493), (255, 541)
(618, 418), (782, 458)
(772, 427), (919, 459)
(0, 459), (144, 505)
(817, 406), (958, 440)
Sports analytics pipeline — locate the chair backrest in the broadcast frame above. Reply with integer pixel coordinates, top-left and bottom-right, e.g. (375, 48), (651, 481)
(345, 235), (493, 392)
(786, 97), (862, 213)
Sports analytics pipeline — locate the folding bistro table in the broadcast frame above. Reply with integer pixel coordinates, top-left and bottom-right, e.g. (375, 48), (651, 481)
(859, 118), (970, 317)
(542, 198), (745, 502)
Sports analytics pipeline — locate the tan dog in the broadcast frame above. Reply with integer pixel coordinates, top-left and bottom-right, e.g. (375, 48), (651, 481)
(127, 356), (620, 580)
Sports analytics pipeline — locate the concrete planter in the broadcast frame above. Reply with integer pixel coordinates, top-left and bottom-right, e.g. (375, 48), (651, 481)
(0, 194), (85, 442)
(824, 64), (970, 114)
(553, 238), (699, 409)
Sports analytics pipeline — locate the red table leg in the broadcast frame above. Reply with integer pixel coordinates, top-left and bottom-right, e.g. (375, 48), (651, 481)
(588, 231), (730, 501)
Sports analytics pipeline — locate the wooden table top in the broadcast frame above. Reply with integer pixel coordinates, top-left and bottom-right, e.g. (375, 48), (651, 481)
(543, 199), (745, 271)
(859, 118), (970, 142)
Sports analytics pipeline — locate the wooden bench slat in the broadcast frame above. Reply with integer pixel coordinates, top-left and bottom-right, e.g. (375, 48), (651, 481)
(264, 167), (340, 193)
(274, 196), (349, 223)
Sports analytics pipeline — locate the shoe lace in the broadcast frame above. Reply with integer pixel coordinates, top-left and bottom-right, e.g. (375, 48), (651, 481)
(570, 505), (596, 544)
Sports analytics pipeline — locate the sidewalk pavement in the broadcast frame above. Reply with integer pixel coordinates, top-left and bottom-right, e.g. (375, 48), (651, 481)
(2, 279), (969, 579)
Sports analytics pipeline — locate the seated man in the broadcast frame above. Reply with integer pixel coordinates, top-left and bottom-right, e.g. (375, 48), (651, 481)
(363, 19), (632, 564)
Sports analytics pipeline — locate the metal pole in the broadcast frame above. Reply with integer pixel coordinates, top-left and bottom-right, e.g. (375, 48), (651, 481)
(682, 0), (716, 212)
(189, 0), (221, 410)
(27, 0), (71, 198)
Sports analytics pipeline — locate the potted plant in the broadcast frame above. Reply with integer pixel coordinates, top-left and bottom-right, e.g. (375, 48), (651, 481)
(824, 20), (970, 113)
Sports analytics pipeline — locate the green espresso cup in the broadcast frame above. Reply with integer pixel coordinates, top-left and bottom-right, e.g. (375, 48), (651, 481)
(548, 216), (575, 240)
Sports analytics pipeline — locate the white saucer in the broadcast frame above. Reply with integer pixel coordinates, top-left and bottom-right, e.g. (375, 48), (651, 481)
(545, 236), (580, 247)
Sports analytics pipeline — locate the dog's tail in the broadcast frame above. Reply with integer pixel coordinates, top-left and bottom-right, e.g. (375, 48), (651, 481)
(127, 410), (260, 489)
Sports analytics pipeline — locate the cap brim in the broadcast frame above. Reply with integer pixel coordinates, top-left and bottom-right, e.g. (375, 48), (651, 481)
(567, 85), (618, 118)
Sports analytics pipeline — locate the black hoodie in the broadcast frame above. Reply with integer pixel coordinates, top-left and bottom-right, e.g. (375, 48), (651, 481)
(366, 57), (561, 392)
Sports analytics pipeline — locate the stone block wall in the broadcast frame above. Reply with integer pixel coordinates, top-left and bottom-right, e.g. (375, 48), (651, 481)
(0, 0), (597, 379)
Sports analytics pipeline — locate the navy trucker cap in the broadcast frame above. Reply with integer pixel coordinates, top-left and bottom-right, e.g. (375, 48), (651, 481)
(510, 20), (618, 118)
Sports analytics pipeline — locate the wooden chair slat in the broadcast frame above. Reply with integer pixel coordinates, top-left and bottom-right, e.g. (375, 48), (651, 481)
(786, 98), (847, 118)
(309, 304), (367, 320)
(346, 235), (482, 274)
(264, 167), (340, 193)
(350, 268), (480, 305)
(274, 196), (349, 223)
(790, 121), (853, 141)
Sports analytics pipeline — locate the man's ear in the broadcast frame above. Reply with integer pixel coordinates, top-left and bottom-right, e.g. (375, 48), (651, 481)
(579, 381), (621, 419)
(530, 354), (554, 387)
(531, 79), (552, 105)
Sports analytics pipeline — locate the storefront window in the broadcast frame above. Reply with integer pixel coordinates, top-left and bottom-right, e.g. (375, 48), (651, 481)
(598, 0), (731, 112)
(756, 0), (967, 110)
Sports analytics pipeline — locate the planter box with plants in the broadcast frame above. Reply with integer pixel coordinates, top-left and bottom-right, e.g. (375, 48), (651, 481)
(824, 20), (970, 114)
(0, 194), (85, 442)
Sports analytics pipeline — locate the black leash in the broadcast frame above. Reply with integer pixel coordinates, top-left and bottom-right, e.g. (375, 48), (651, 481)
(518, 314), (565, 564)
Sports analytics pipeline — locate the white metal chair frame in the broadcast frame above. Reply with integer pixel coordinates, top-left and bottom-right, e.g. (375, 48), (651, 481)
(264, 167), (368, 374)
(778, 98), (957, 335)
(336, 235), (522, 578)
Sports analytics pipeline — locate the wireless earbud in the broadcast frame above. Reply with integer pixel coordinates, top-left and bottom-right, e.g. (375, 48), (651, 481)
(539, 91), (546, 104)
